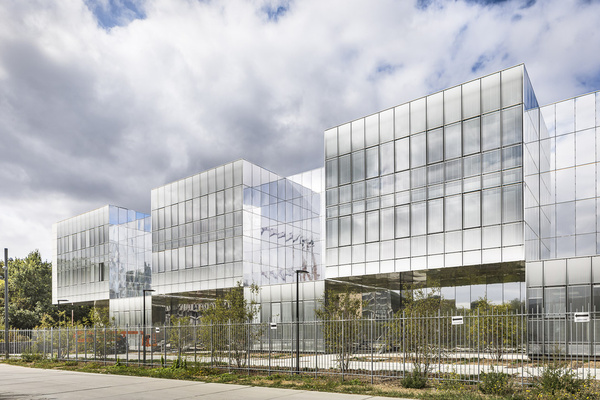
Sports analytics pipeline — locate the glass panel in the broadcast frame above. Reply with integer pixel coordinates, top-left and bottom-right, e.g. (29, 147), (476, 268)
(352, 213), (365, 244)
(483, 149), (501, 173)
(568, 285), (591, 312)
(463, 191), (481, 228)
(411, 202), (426, 236)
(326, 219), (338, 248)
(339, 216), (351, 246)
(380, 141), (394, 175)
(410, 132), (426, 167)
(395, 205), (410, 238)
(380, 109), (394, 142)
(482, 187), (501, 225)
(445, 159), (462, 181)
(501, 66), (523, 108)
(544, 287), (565, 314)
(502, 106), (523, 146)
(395, 104), (410, 138)
(338, 123), (351, 154)
(463, 117), (480, 155)
(365, 115), (378, 147)
(444, 123), (462, 160)
(395, 138), (409, 171)
(428, 198), (443, 233)
(502, 145), (522, 170)
(576, 164), (595, 199)
(411, 166), (426, 188)
(481, 73), (501, 113)
(410, 98), (426, 134)
(444, 86), (461, 124)
(366, 146), (379, 179)
(381, 207), (394, 240)
(481, 111), (501, 151)
(555, 99), (574, 136)
(427, 92), (443, 129)
(445, 195), (462, 231)
(366, 210), (380, 242)
(352, 118), (365, 151)
(325, 128), (337, 159)
(576, 94), (596, 131)
(576, 128), (595, 165)
(462, 79), (480, 119)
(352, 150), (365, 182)
(502, 184), (523, 223)
(339, 155), (351, 185)
(427, 128), (443, 164)
(326, 159), (338, 189)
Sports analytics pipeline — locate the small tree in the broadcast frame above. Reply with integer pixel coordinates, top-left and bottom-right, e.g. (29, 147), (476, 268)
(199, 282), (260, 367)
(389, 285), (448, 388)
(469, 298), (522, 361)
(315, 288), (365, 373)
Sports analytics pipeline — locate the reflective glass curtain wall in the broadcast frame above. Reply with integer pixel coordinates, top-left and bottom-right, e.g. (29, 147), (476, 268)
(150, 161), (323, 315)
(325, 65), (528, 276)
(52, 205), (151, 306)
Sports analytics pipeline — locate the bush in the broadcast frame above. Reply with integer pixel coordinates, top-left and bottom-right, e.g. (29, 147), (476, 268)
(479, 369), (512, 395)
(402, 367), (428, 389)
(538, 363), (583, 395)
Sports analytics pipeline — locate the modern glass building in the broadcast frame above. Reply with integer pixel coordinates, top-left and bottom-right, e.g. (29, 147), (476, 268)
(324, 65), (536, 310)
(52, 205), (151, 325)
(149, 160), (323, 324)
(52, 65), (600, 349)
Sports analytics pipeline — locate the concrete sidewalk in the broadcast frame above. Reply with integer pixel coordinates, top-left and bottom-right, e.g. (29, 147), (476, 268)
(0, 364), (410, 400)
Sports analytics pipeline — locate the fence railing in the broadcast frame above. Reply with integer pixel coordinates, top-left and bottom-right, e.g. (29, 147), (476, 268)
(4, 312), (600, 384)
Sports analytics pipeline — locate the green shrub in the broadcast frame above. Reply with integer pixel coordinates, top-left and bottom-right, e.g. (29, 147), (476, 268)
(401, 367), (428, 389)
(479, 369), (512, 395)
(538, 363), (583, 395)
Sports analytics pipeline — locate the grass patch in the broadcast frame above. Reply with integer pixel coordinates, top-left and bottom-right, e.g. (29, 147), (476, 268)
(5, 358), (600, 400)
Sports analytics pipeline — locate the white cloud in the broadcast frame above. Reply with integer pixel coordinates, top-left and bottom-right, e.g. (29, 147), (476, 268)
(0, 0), (599, 260)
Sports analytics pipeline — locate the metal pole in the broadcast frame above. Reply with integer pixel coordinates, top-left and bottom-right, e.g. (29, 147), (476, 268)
(4, 248), (8, 360)
(142, 289), (154, 364)
(295, 269), (308, 374)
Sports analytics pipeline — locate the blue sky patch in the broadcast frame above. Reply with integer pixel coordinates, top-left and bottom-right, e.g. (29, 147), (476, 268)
(262, 2), (289, 22)
(85, 0), (146, 30)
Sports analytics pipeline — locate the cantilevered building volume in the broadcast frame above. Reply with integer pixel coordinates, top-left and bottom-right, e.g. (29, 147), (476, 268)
(52, 64), (600, 352)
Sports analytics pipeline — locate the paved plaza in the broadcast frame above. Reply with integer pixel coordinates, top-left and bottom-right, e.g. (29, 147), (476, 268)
(0, 364), (409, 400)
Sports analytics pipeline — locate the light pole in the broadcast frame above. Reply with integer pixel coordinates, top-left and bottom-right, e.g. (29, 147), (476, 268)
(3, 248), (8, 360)
(56, 299), (69, 360)
(295, 269), (309, 374)
(142, 289), (155, 363)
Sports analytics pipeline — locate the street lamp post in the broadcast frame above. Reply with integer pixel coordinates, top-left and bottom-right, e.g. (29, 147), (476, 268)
(295, 269), (309, 374)
(56, 299), (69, 360)
(142, 289), (155, 363)
(3, 248), (8, 360)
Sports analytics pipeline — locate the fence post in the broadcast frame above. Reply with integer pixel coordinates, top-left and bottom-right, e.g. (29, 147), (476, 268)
(227, 319), (231, 373)
(438, 309), (441, 381)
(103, 327), (107, 365)
(194, 319), (197, 365)
(125, 324), (128, 366)
(314, 319), (318, 378)
(164, 325), (167, 367)
(477, 309), (480, 382)
(370, 317), (374, 384)
(210, 320), (213, 367)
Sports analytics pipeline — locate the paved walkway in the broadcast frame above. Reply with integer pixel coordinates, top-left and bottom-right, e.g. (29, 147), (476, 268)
(0, 364), (410, 400)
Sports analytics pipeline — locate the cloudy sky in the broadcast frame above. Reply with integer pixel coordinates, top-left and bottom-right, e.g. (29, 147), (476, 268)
(1, 0), (600, 261)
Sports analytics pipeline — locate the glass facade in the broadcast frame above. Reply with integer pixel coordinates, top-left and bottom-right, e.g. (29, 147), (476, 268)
(52, 205), (151, 324)
(324, 65), (530, 308)
(150, 160), (323, 323)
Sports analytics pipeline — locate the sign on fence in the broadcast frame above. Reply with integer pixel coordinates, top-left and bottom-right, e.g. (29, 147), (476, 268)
(451, 316), (464, 325)
(574, 312), (590, 322)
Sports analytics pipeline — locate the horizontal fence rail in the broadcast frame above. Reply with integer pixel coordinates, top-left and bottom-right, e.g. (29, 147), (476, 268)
(4, 312), (600, 385)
